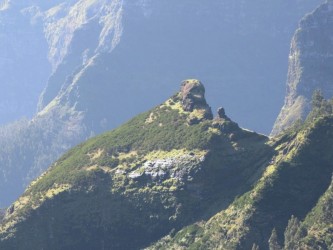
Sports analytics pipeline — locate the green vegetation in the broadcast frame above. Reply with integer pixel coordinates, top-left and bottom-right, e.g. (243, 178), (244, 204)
(306, 89), (333, 123)
(279, 89), (333, 136)
(269, 228), (282, 250)
(25, 104), (214, 195)
(295, 177), (333, 249)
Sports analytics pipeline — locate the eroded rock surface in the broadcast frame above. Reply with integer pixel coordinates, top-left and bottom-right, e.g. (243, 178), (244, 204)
(180, 79), (213, 124)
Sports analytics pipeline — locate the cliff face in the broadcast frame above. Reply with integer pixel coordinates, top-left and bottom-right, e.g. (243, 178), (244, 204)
(272, 0), (333, 136)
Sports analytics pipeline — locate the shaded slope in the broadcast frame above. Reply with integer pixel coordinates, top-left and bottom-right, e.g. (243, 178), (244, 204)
(0, 108), (86, 208)
(291, 172), (333, 249)
(149, 116), (333, 249)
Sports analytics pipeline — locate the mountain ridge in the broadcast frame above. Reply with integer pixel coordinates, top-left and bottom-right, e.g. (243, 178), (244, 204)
(1, 80), (333, 249)
(0, 80), (273, 249)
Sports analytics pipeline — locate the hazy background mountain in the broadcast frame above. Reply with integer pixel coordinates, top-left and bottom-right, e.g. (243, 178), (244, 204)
(0, 0), (323, 131)
(0, 0), (324, 207)
(0, 1), (50, 124)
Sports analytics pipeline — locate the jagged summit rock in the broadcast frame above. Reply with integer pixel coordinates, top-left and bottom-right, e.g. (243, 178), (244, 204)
(217, 107), (231, 121)
(180, 79), (207, 112)
(179, 79), (213, 124)
(217, 107), (225, 118)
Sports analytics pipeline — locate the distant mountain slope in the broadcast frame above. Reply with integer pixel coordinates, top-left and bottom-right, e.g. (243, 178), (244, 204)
(0, 0), (322, 130)
(1, 81), (333, 250)
(0, 2), (51, 124)
(272, 0), (333, 135)
(0, 0), (122, 125)
(38, 0), (324, 134)
(0, 0), (125, 207)
(0, 109), (86, 208)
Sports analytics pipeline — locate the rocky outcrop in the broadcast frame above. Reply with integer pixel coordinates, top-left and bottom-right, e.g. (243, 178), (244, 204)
(181, 80), (207, 111)
(127, 154), (205, 183)
(272, 0), (333, 136)
(180, 79), (213, 122)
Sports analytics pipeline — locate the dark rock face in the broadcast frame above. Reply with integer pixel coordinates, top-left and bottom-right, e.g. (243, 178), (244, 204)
(272, 0), (333, 135)
(180, 79), (213, 123)
(217, 107), (232, 121)
(217, 107), (226, 118)
(181, 80), (209, 112)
